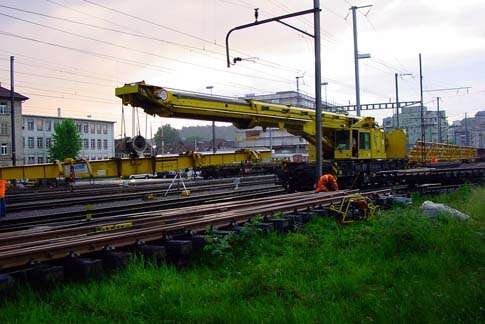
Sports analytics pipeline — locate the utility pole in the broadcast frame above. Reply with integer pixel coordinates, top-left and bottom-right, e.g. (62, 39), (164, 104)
(10, 56), (16, 166)
(436, 97), (441, 143)
(225, 1), (322, 179)
(395, 73), (399, 128)
(206, 86), (216, 153)
(419, 53), (425, 162)
(313, 0), (323, 180)
(350, 5), (372, 117)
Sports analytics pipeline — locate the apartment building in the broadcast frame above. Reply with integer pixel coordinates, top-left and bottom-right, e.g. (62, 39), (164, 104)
(0, 85), (27, 166)
(22, 114), (115, 164)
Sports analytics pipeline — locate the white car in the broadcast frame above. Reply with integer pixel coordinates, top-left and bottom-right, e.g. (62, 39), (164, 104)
(128, 173), (153, 179)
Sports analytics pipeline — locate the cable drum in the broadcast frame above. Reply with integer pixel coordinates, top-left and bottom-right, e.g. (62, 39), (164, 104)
(132, 135), (147, 153)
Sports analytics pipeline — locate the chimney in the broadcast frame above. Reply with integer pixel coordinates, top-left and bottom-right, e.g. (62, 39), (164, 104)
(57, 107), (61, 117)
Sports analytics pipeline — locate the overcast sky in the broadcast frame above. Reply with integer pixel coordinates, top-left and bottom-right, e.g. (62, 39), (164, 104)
(0, 0), (483, 137)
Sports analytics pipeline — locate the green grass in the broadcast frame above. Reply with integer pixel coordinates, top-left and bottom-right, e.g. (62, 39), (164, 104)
(1, 186), (484, 323)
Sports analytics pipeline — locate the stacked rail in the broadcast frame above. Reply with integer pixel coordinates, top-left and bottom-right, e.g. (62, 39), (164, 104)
(0, 189), (388, 272)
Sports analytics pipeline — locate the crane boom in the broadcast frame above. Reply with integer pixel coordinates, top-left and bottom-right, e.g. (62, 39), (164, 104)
(116, 82), (402, 161)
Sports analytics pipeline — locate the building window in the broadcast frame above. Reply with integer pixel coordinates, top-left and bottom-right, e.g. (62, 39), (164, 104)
(0, 143), (7, 155)
(83, 139), (89, 149)
(102, 124), (108, 134)
(77, 123), (82, 132)
(90, 123), (95, 134)
(54, 121), (59, 129)
(97, 139), (102, 149)
(0, 103), (7, 114)
(37, 137), (44, 148)
(36, 119), (43, 131)
(46, 138), (52, 148)
(0, 122), (8, 136)
(96, 124), (102, 134)
(38, 157), (44, 164)
(28, 156), (35, 164)
(103, 139), (108, 150)
(46, 121), (52, 131)
(28, 137), (34, 148)
(83, 124), (88, 133)
(90, 139), (95, 149)
(23, 137), (25, 148)
(27, 120), (34, 131)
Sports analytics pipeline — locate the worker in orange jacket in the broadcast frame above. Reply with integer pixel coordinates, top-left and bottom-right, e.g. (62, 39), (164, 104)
(315, 174), (338, 193)
(0, 179), (7, 217)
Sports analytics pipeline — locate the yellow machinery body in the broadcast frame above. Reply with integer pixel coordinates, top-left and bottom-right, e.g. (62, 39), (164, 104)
(115, 82), (408, 162)
(0, 150), (271, 181)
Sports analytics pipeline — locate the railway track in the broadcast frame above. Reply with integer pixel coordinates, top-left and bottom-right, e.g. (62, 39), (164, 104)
(6, 174), (276, 205)
(0, 184), (284, 231)
(0, 189), (389, 275)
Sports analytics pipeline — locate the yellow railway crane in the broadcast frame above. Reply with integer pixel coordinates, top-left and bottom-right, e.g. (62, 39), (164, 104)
(116, 82), (409, 190)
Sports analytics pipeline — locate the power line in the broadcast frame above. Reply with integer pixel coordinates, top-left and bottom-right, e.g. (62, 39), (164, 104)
(0, 4), (224, 59)
(0, 10), (299, 83)
(77, 0), (302, 73)
(0, 68), (113, 87)
(0, 29), (295, 85)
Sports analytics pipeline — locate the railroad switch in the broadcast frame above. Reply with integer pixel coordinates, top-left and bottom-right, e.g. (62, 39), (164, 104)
(63, 257), (103, 281)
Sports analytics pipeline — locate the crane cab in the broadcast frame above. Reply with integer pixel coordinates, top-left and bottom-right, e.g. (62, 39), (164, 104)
(333, 128), (386, 160)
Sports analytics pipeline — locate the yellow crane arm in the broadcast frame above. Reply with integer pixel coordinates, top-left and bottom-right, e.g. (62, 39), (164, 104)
(115, 82), (375, 155)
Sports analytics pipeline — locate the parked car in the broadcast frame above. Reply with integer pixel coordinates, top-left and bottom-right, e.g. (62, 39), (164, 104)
(128, 173), (153, 179)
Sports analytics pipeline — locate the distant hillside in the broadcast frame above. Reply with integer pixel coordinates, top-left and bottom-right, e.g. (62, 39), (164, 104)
(179, 125), (237, 140)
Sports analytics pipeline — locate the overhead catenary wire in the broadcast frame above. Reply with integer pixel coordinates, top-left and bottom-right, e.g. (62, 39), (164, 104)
(0, 29), (297, 86)
(76, 0), (305, 73)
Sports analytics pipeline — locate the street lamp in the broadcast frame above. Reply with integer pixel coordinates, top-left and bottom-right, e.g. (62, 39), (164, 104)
(206, 86), (216, 153)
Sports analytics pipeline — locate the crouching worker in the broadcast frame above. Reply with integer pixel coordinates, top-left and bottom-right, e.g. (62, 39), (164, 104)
(315, 173), (338, 193)
(0, 179), (7, 217)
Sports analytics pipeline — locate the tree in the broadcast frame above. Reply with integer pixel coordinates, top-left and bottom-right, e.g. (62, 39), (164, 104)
(49, 119), (82, 161)
(154, 124), (181, 152)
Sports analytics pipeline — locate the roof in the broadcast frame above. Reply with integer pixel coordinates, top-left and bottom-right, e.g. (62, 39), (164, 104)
(22, 114), (116, 124)
(0, 86), (29, 101)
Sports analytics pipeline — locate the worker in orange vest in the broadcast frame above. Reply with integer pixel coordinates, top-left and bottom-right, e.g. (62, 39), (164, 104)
(315, 174), (338, 193)
(0, 179), (7, 217)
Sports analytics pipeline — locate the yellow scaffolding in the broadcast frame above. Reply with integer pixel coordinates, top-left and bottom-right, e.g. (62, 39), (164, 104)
(409, 141), (477, 163)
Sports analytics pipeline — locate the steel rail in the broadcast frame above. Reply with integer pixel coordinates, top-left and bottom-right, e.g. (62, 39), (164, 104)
(0, 185), (283, 231)
(7, 177), (275, 212)
(0, 189), (389, 270)
(6, 174), (276, 203)
(0, 188), (305, 247)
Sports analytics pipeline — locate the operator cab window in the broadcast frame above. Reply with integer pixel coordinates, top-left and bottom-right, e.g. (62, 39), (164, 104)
(359, 132), (370, 150)
(335, 130), (350, 150)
